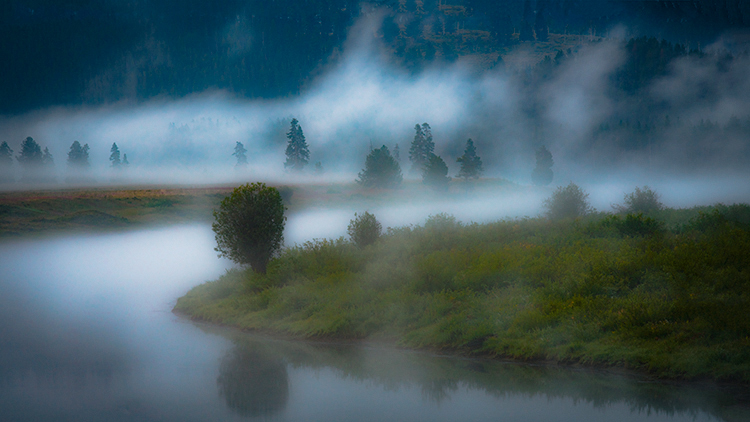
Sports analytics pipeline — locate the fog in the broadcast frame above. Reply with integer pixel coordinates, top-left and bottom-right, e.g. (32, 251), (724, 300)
(1, 12), (749, 213)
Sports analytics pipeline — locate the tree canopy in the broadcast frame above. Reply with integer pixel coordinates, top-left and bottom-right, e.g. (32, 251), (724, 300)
(284, 118), (310, 171)
(356, 145), (402, 188)
(212, 183), (286, 274)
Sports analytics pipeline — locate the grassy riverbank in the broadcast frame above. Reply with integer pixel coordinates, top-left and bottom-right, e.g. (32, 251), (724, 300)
(176, 204), (750, 382)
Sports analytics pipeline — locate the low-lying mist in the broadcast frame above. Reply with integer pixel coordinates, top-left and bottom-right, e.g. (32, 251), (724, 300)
(1, 13), (748, 213)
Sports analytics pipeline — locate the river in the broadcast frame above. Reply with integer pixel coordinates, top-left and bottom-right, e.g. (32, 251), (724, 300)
(0, 225), (746, 421)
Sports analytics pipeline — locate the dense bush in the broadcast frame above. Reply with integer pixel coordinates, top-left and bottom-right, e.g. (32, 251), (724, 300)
(347, 211), (382, 248)
(543, 182), (593, 220)
(614, 186), (663, 214)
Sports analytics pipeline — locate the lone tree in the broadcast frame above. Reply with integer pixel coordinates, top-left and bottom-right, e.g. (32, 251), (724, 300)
(543, 182), (593, 220)
(284, 118), (309, 171)
(110, 143), (121, 168)
(614, 186), (663, 214)
(456, 138), (483, 180)
(233, 141), (248, 168)
(347, 211), (382, 248)
(357, 145), (402, 188)
(67, 141), (90, 168)
(532, 145), (553, 186)
(409, 123), (434, 174)
(0, 141), (13, 182)
(422, 153), (450, 191)
(212, 183), (286, 274)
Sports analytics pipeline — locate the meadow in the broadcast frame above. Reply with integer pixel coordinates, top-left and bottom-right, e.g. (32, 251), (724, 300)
(176, 203), (750, 382)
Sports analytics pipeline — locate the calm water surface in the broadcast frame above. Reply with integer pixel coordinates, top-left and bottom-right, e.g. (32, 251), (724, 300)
(0, 226), (746, 421)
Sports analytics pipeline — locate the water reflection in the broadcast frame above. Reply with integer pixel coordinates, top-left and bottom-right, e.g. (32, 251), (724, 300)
(218, 340), (290, 417)
(210, 327), (748, 422)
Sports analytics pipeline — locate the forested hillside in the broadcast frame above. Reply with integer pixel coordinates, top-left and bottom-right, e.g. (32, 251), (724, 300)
(1, 0), (749, 114)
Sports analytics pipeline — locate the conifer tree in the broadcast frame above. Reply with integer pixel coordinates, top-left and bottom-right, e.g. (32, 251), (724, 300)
(122, 154), (129, 166)
(393, 144), (400, 161)
(456, 138), (483, 180)
(422, 153), (450, 191)
(532, 145), (554, 186)
(357, 145), (402, 188)
(408, 123), (434, 173)
(233, 141), (248, 168)
(110, 143), (121, 168)
(284, 118), (309, 171)
(0, 141), (13, 182)
(42, 147), (53, 166)
(67, 141), (90, 168)
(16, 137), (43, 168)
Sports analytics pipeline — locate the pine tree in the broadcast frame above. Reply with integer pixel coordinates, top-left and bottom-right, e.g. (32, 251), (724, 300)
(110, 143), (121, 168)
(456, 138), (483, 180)
(357, 145), (402, 188)
(393, 144), (400, 161)
(42, 147), (53, 167)
(233, 141), (248, 168)
(0, 141), (13, 182)
(422, 153), (450, 191)
(408, 123), (435, 173)
(16, 137), (43, 168)
(67, 141), (90, 168)
(284, 118), (309, 171)
(532, 145), (554, 186)
(122, 154), (129, 166)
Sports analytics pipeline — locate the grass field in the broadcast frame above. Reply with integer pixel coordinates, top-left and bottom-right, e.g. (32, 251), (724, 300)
(176, 203), (750, 382)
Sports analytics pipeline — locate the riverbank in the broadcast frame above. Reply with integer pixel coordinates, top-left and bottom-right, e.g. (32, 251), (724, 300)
(175, 204), (750, 383)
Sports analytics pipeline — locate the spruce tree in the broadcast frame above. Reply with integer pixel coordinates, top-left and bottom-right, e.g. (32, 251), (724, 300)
(532, 145), (554, 186)
(393, 144), (400, 161)
(408, 123), (434, 173)
(233, 141), (248, 168)
(456, 138), (483, 180)
(67, 141), (90, 168)
(284, 118), (309, 171)
(422, 153), (450, 191)
(16, 137), (43, 168)
(0, 141), (13, 182)
(122, 154), (129, 166)
(357, 145), (402, 188)
(110, 143), (121, 168)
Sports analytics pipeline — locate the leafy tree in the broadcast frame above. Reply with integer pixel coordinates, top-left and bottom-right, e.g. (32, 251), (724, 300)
(0, 141), (13, 182)
(614, 186), (663, 214)
(110, 143), (121, 168)
(212, 183), (286, 274)
(284, 118), (309, 171)
(532, 145), (553, 186)
(408, 123), (434, 173)
(422, 153), (450, 191)
(233, 141), (248, 168)
(543, 182), (593, 220)
(67, 141), (90, 168)
(357, 145), (402, 188)
(347, 211), (382, 248)
(456, 138), (483, 180)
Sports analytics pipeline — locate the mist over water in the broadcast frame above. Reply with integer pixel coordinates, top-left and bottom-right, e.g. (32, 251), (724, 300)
(0, 227), (741, 421)
(1, 12), (748, 211)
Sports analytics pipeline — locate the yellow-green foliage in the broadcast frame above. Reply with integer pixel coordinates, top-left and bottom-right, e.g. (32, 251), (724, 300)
(175, 204), (750, 381)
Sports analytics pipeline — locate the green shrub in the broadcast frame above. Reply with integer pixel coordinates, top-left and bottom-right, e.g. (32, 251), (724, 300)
(347, 211), (382, 248)
(543, 182), (593, 220)
(615, 186), (663, 214)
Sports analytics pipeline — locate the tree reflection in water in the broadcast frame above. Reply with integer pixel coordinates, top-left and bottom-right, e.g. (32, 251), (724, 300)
(217, 340), (289, 417)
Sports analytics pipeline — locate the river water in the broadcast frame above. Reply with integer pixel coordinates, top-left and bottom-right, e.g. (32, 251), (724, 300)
(0, 225), (746, 422)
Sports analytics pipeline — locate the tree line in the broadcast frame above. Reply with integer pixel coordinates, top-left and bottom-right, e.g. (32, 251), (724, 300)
(233, 117), (553, 188)
(0, 138), (129, 184)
